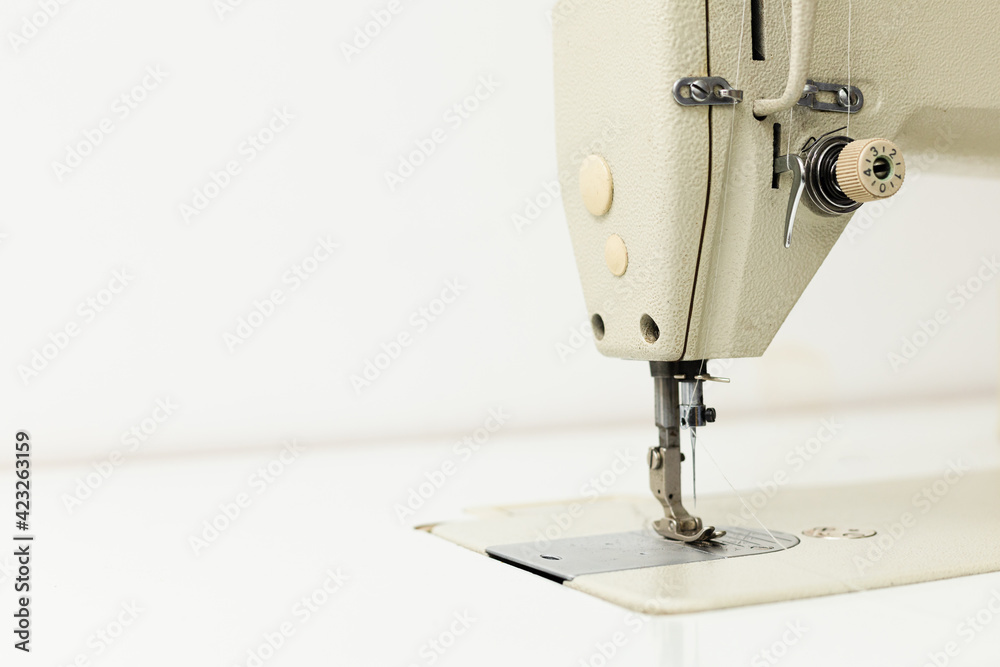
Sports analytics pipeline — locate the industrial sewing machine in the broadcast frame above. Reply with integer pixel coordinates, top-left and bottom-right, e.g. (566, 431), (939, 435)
(430, 0), (1000, 612)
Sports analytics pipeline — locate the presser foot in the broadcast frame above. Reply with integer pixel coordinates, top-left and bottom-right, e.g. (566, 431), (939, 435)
(652, 518), (725, 543)
(648, 444), (725, 543)
(648, 360), (726, 545)
(648, 445), (726, 543)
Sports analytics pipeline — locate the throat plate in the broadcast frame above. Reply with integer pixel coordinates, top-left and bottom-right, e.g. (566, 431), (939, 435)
(486, 527), (799, 583)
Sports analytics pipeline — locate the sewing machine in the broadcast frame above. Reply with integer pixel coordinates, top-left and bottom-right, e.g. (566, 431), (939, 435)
(430, 0), (1000, 613)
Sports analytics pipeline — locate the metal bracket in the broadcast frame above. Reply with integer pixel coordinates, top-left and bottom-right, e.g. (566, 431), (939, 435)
(673, 77), (743, 106)
(797, 80), (864, 113)
(774, 154), (806, 248)
(487, 528), (800, 583)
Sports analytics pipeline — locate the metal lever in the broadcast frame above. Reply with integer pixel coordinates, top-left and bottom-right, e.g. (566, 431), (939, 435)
(773, 154), (806, 249)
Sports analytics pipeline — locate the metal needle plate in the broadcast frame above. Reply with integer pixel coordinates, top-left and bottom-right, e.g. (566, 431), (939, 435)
(486, 527), (799, 583)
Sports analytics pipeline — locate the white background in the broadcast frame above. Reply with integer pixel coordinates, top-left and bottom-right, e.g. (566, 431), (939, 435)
(2, 1), (1000, 666)
(0, 0), (997, 462)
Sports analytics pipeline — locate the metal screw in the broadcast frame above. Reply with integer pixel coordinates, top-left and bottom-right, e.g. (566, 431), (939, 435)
(803, 526), (876, 539)
(647, 448), (663, 470)
(705, 407), (717, 423)
(837, 87), (853, 108)
(690, 80), (711, 102)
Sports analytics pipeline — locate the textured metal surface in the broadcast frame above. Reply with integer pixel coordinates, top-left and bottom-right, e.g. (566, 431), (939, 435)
(486, 527), (799, 583)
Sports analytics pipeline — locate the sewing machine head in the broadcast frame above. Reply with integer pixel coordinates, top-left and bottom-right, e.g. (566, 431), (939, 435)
(553, 0), (1000, 541)
(429, 1), (1000, 615)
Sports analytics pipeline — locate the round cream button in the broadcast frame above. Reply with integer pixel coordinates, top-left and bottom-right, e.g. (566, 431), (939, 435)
(579, 155), (613, 216)
(605, 234), (628, 276)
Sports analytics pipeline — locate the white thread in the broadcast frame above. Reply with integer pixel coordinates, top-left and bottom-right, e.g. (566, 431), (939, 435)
(846, 0), (852, 136)
(689, 0), (749, 516)
(689, 0), (796, 553)
(778, 0), (793, 154)
(698, 0), (748, 346)
(698, 438), (789, 551)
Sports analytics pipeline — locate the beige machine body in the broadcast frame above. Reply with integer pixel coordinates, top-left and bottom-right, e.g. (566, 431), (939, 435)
(430, 2), (1000, 609)
(554, 0), (1000, 362)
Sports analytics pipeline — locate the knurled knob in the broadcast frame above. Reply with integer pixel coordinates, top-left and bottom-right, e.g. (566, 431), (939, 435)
(835, 138), (905, 203)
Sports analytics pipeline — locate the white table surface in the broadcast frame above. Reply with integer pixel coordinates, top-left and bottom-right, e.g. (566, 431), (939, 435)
(25, 395), (1000, 666)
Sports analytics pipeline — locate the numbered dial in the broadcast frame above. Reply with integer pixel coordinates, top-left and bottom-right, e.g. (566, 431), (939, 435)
(835, 138), (905, 203)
